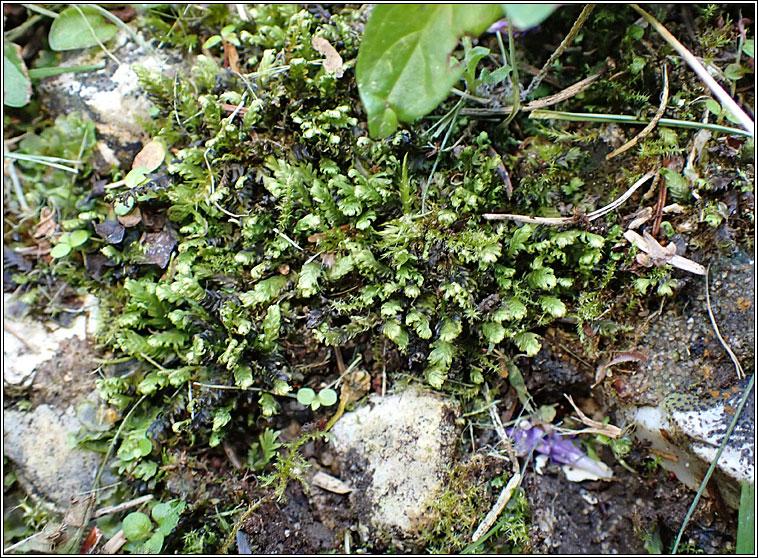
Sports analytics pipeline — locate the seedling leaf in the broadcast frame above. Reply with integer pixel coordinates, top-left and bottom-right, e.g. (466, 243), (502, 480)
(297, 388), (316, 406)
(122, 512), (152, 542)
(318, 388), (338, 407)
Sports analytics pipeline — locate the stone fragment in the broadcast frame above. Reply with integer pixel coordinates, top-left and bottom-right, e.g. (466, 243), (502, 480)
(329, 388), (460, 536)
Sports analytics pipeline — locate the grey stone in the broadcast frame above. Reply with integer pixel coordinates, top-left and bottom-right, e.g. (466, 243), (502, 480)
(329, 388), (460, 536)
(37, 30), (186, 169)
(4, 404), (103, 511)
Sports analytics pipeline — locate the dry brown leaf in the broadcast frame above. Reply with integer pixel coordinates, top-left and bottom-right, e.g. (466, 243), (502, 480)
(312, 36), (344, 77)
(117, 207), (142, 227)
(623, 229), (705, 275)
(33, 207), (58, 238)
(132, 140), (165, 172)
(224, 40), (241, 74)
(312, 471), (352, 494)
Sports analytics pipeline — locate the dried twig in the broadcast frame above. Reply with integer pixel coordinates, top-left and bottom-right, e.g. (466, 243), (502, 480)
(483, 170), (655, 223)
(631, 4), (754, 135)
(524, 4), (596, 97)
(563, 395), (624, 438)
(705, 265), (745, 379)
(93, 495), (154, 519)
(471, 472), (522, 542)
(606, 65), (669, 160)
(461, 71), (605, 117)
(592, 351), (648, 388)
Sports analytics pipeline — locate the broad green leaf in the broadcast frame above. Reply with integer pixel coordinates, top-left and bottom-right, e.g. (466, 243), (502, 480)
(482, 321), (506, 344)
(68, 229), (90, 247)
(539, 295), (566, 317)
(212, 407), (231, 431)
(259, 393), (278, 417)
(507, 361), (533, 412)
(49, 7), (118, 51)
(140, 532), (164, 554)
(125, 166), (149, 189)
(357, 4), (502, 137)
(660, 168), (690, 201)
(297, 262), (322, 297)
(234, 365), (253, 389)
(50, 242), (72, 259)
(114, 197), (134, 216)
(406, 309), (432, 339)
(427, 339), (455, 369)
(508, 224), (533, 255)
(743, 39), (754, 59)
(383, 319), (409, 350)
(439, 317), (462, 342)
(527, 266), (557, 290)
(240, 275), (288, 307)
(122, 512), (152, 542)
(495, 298), (527, 321)
(3, 40), (31, 107)
(501, 4), (559, 30)
(723, 62), (747, 81)
(705, 98), (722, 116)
(425, 365), (447, 389)
(202, 35), (223, 49)
(381, 299), (403, 317)
(514, 331), (541, 356)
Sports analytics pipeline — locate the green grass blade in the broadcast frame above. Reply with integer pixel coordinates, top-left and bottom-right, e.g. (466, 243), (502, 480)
(737, 482), (755, 555)
(671, 372), (755, 553)
(529, 110), (753, 137)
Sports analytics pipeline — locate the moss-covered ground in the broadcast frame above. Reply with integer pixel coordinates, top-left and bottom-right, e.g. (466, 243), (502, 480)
(3, 4), (753, 553)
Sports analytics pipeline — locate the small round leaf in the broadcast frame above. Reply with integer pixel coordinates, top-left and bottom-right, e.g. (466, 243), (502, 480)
(122, 512), (152, 542)
(124, 166), (149, 189)
(50, 243), (72, 259)
(318, 388), (338, 407)
(68, 229), (90, 247)
(297, 388), (316, 405)
(138, 437), (153, 456)
(114, 197), (135, 216)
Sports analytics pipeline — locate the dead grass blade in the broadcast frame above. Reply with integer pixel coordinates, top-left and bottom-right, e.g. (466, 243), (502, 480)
(631, 4), (754, 135)
(606, 65), (669, 160)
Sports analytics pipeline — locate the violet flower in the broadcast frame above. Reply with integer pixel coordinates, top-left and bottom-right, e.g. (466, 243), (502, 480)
(506, 422), (612, 479)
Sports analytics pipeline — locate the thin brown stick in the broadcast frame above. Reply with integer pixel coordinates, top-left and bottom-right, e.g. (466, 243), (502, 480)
(4, 322), (36, 352)
(631, 4), (753, 135)
(651, 172), (668, 237)
(92, 495), (154, 519)
(524, 4), (596, 97)
(606, 65), (669, 160)
(461, 71), (604, 117)
(483, 170), (655, 223)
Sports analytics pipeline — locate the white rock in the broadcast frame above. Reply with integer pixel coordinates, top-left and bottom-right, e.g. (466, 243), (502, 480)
(329, 388), (460, 535)
(3, 294), (94, 392)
